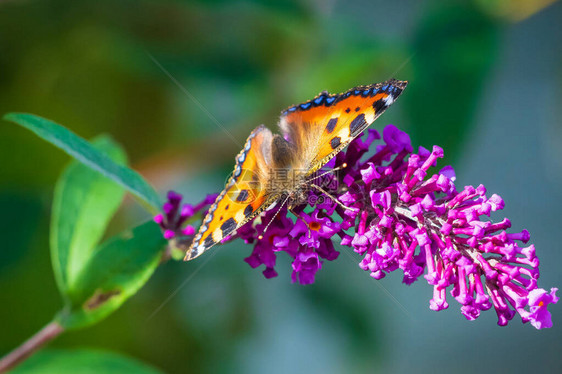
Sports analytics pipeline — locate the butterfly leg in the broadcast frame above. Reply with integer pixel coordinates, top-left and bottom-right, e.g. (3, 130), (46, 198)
(289, 207), (307, 224)
(310, 183), (359, 212)
(289, 207), (313, 239)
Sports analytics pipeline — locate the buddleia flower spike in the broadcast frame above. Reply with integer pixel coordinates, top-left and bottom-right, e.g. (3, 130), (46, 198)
(158, 124), (558, 329)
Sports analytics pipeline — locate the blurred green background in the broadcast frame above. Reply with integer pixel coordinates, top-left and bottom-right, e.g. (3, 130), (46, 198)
(1, 0), (561, 373)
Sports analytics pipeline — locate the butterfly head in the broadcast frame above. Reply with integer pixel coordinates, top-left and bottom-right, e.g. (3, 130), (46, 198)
(287, 187), (310, 210)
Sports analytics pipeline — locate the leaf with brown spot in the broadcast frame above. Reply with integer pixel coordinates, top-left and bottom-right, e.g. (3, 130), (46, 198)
(84, 289), (122, 310)
(56, 221), (166, 329)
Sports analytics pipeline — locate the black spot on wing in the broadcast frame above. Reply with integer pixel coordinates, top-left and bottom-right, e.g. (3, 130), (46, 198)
(186, 247), (200, 260)
(220, 218), (237, 236)
(349, 114), (367, 136)
(373, 98), (387, 114)
(331, 137), (341, 149)
(203, 235), (215, 249)
(237, 189), (249, 202)
(326, 118), (338, 133)
(244, 204), (254, 218)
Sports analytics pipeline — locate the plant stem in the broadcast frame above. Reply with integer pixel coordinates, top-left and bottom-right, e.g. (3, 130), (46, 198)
(0, 321), (64, 373)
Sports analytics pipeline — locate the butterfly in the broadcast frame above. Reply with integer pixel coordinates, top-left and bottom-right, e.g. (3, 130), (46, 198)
(185, 79), (408, 261)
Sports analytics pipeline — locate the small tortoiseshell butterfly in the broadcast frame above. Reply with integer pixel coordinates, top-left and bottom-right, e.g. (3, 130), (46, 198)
(186, 79), (408, 260)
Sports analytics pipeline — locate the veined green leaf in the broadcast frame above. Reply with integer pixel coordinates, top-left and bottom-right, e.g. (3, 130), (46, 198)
(51, 135), (127, 298)
(11, 349), (164, 374)
(56, 221), (166, 329)
(3, 113), (161, 210)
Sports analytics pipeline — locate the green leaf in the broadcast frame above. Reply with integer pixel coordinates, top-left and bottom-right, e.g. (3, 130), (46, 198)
(51, 135), (127, 298)
(11, 349), (164, 374)
(3, 113), (161, 210)
(56, 220), (166, 329)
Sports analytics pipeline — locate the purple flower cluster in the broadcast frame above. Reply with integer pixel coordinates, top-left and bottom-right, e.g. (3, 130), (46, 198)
(332, 125), (558, 329)
(158, 125), (557, 329)
(154, 191), (217, 242)
(240, 206), (341, 284)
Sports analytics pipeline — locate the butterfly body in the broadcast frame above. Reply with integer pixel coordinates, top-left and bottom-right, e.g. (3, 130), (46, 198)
(185, 79), (408, 261)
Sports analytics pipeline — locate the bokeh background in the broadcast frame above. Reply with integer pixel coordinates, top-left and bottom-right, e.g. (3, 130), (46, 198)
(1, 0), (561, 373)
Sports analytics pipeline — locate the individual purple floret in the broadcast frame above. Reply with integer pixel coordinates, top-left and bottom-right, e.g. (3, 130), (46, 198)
(158, 124), (557, 329)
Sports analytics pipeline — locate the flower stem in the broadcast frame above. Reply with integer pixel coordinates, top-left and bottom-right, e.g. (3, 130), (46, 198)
(0, 321), (64, 373)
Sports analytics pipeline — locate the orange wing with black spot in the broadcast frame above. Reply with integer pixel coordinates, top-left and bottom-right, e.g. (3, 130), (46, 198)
(185, 125), (281, 260)
(186, 79), (407, 261)
(279, 79), (408, 174)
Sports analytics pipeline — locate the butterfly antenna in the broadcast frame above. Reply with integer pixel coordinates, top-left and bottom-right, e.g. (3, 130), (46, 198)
(310, 183), (359, 212)
(257, 194), (291, 240)
(314, 163), (348, 181)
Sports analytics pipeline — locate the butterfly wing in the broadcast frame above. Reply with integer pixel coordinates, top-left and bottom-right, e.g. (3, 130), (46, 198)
(186, 125), (281, 261)
(279, 79), (408, 174)
(187, 79), (407, 260)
